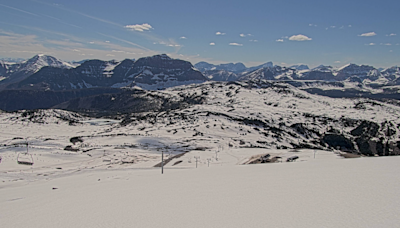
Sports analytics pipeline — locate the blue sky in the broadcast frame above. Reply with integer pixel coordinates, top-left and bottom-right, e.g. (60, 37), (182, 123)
(0, 0), (399, 68)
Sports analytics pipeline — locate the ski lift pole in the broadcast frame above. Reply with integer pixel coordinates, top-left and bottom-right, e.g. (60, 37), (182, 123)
(161, 150), (164, 174)
(194, 156), (200, 168)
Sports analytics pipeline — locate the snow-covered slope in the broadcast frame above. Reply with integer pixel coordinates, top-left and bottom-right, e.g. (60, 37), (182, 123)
(0, 105), (400, 228)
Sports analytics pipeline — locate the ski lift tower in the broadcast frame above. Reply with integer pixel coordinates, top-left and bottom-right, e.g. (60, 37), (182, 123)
(17, 141), (34, 166)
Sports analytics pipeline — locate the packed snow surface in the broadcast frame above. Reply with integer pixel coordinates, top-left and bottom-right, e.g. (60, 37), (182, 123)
(1, 152), (400, 228)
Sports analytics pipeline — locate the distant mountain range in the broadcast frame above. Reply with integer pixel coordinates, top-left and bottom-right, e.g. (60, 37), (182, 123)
(0, 53), (399, 111)
(195, 61), (400, 87)
(1, 54), (399, 92)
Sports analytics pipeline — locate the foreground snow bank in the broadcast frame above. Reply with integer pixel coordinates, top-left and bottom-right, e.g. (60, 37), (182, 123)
(1, 156), (399, 228)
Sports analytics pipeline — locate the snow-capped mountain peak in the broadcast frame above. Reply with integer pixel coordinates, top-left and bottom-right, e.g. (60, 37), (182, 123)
(19, 54), (74, 73)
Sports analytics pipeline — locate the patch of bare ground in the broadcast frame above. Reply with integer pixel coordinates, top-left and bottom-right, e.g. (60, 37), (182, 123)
(340, 153), (361, 158)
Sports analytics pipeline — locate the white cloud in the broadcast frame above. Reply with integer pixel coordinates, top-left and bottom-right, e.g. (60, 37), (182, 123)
(229, 43), (243, 46)
(383, 43), (392, 46)
(365, 43), (376, 46)
(309, 24), (317, 27)
(105, 41), (110, 43)
(390, 50), (393, 52)
(339, 26), (344, 29)
(179, 36), (187, 39)
(125, 23), (153, 32)
(289, 34), (312, 41)
(359, 32), (376, 37)
(386, 33), (397, 36)
(276, 39), (284, 42)
(216, 32), (226, 35)
(249, 40), (258, 42)
(348, 25), (352, 27)
(209, 42), (215, 46)
(89, 41), (95, 44)
(330, 26), (336, 29)
(106, 54), (115, 57)
(240, 34), (246, 37)
(334, 61), (341, 63)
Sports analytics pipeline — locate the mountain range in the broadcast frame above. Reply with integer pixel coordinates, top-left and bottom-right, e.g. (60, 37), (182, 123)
(1, 54), (400, 91)
(0, 53), (399, 112)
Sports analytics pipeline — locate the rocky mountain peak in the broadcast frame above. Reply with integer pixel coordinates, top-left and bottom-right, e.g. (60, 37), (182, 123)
(20, 54), (74, 73)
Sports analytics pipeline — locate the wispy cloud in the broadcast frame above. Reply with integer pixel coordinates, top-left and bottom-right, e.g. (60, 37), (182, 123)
(289, 34), (312, 41)
(309, 24), (317, 27)
(216, 32), (226, 35)
(97, 32), (152, 51)
(209, 42), (215, 46)
(334, 61), (341, 63)
(249, 40), (258, 42)
(229, 43), (243, 46)
(0, 30), (156, 60)
(386, 33), (397, 36)
(51, 4), (122, 27)
(359, 32), (376, 37)
(33, 0), (175, 50)
(365, 43), (376, 46)
(41, 14), (82, 29)
(179, 36), (187, 39)
(2, 24), (86, 44)
(383, 43), (392, 46)
(0, 3), (39, 17)
(125, 23), (153, 32)
(276, 39), (284, 42)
